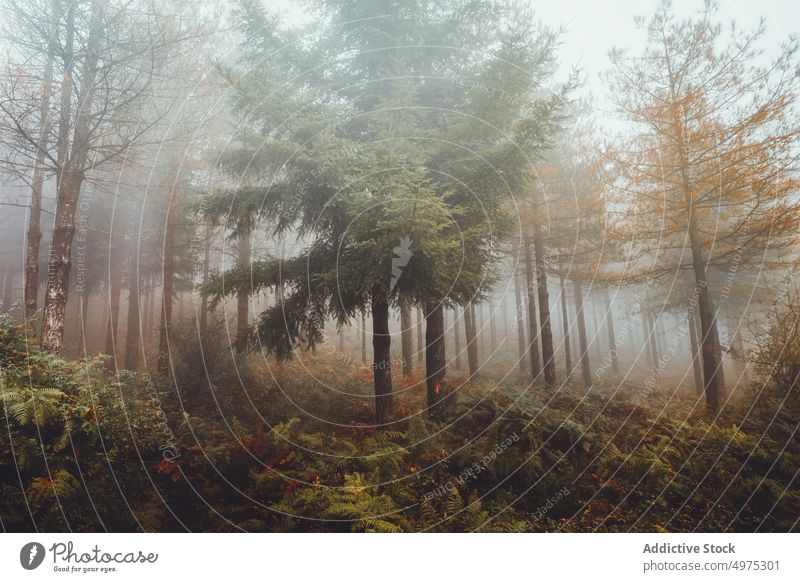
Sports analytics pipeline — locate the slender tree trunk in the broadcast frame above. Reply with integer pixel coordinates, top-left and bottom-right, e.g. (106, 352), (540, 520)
(453, 308), (462, 370)
(523, 233), (541, 380)
(105, 231), (124, 368)
(415, 307), (424, 363)
(124, 248), (141, 372)
(573, 279), (592, 388)
(158, 193), (178, 375)
(488, 296), (497, 353)
(558, 266), (572, 380)
(199, 226), (212, 336)
(78, 286), (90, 356)
(425, 302), (446, 414)
(603, 289), (619, 375)
(688, 303), (703, 396)
(533, 230), (556, 387)
(41, 1), (101, 354)
(514, 269), (528, 376)
(371, 286), (393, 425)
(591, 298), (602, 360)
(501, 291), (510, 344)
(236, 232), (250, 353)
(477, 302), (485, 356)
(24, 5), (57, 326)
(143, 277), (154, 350)
(677, 105), (726, 411)
(464, 303), (479, 379)
(400, 302), (413, 375)
(648, 314), (660, 366)
(361, 311), (367, 366)
(642, 312), (653, 367)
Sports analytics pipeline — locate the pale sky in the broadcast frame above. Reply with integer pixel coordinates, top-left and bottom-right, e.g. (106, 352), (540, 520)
(263, 0), (799, 114)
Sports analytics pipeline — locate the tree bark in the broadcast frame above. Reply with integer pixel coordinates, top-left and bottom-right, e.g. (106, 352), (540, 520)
(642, 312), (653, 368)
(425, 302), (446, 414)
(361, 311), (367, 366)
(105, 230), (124, 368)
(514, 269), (528, 376)
(24, 2), (58, 326)
(573, 279), (592, 388)
(523, 233), (541, 380)
(41, 1), (102, 353)
(488, 296), (497, 353)
(199, 226), (212, 336)
(648, 314), (660, 367)
(371, 286), (393, 426)
(124, 246), (142, 371)
(143, 276), (154, 349)
(558, 266), (572, 380)
(400, 302), (413, 375)
(415, 307), (424, 363)
(158, 192), (178, 375)
(236, 233), (251, 353)
(533, 229), (556, 387)
(453, 308), (462, 370)
(603, 289), (619, 375)
(464, 302), (479, 379)
(78, 285), (90, 357)
(688, 303), (703, 396)
(477, 302), (485, 356)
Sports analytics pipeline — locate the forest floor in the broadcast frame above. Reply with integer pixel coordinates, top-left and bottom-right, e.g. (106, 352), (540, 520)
(1, 318), (798, 532)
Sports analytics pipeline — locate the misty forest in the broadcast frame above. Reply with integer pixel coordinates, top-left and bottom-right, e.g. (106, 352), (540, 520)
(1, 0), (799, 533)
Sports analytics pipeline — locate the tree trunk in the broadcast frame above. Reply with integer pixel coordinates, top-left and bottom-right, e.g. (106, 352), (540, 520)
(415, 307), (424, 363)
(523, 233), (541, 380)
(143, 277), (154, 350)
(591, 298), (602, 360)
(648, 314), (660, 367)
(41, 172), (84, 353)
(453, 308), (462, 371)
(688, 303), (703, 396)
(371, 286), (393, 426)
(501, 291), (509, 344)
(124, 248), (142, 372)
(199, 226), (212, 336)
(573, 279), (592, 388)
(24, 5), (57, 326)
(158, 193), (178, 375)
(41, 1), (101, 354)
(236, 232), (251, 353)
(693, 267), (726, 411)
(558, 266), (572, 380)
(464, 303), (479, 379)
(603, 289), (619, 375)
(78, 286), (90, 356)
(425, 302), (446, 414)
(105, 231), (124, 368)
(361, 311), (367, 366)
(533, 230), (556, 387)
(488, 296), (497, 353)
(514, 270), (528, 376)
(477, 302), (485, 356)
(400, 302), (413, 375)
(641, 312), (652, 367)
